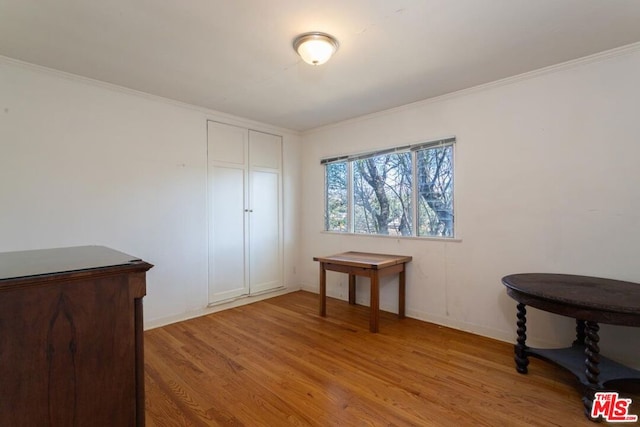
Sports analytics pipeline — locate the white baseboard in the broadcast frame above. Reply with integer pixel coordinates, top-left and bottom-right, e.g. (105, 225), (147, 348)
(301, 284), (551, 343)
(144, 286), (301, 330)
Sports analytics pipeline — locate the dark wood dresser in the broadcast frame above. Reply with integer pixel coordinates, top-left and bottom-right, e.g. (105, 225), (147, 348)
(0, 246), (153, 426)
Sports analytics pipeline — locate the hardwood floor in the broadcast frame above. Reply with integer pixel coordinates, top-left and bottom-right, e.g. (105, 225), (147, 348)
(144, 291), (639, 426)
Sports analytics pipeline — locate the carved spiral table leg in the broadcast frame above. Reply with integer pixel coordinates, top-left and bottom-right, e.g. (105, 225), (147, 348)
(583, 321), (601, 420)
(573, 319), (586, 347)
(514, 303), (529, 374)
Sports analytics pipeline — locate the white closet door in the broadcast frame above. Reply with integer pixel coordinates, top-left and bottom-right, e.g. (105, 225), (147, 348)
(207, 122), (249, 302)
(248, 130), (282, 294)
(207, 122), (283, 304)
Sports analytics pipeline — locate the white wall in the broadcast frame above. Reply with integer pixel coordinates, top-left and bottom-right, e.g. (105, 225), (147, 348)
(2, 45), (639, 368)
(299, 46), (640, 368)
(0, 57), (302, 327)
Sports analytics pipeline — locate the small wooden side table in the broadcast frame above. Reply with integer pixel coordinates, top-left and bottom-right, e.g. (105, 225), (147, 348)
(313, 251), (412, 332)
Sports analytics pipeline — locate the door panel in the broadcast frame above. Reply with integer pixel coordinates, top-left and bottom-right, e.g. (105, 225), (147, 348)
(208, 121), (246, 165)
(249, 130), (281, 170)
(208, 166), (248, 301)
(249, 169), (281, 294)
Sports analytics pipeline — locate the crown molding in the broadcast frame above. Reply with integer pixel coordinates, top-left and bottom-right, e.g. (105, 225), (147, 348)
(0, 54), (300, 137)
(304, 41), (640, 135)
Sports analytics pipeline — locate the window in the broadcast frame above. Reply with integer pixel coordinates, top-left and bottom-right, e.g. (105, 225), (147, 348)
(325, 162), (348, 231)
(324, 137), (455, 238)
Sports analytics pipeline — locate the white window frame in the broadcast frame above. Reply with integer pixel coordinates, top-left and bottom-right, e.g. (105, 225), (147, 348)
(322, 136), (456, 239)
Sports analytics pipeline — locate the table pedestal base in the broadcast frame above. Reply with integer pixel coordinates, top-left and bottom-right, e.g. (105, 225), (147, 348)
(515, 305), (640, 421)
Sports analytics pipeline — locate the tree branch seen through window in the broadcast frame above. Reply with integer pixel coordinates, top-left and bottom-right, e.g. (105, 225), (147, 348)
(325, 141), (454, 238)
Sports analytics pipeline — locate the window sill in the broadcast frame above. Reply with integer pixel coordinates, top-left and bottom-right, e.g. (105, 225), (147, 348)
(320, 230), (462, 243)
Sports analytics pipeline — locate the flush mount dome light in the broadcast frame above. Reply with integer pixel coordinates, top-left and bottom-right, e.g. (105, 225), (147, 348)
(293, 32), (339, 65)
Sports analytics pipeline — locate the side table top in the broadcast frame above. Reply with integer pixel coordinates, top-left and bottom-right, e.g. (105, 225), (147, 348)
(313, 251), (412, 270)
(502, 273), (640, 315)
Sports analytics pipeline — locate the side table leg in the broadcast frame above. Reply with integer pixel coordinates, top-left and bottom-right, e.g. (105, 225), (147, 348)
(583, 321), (601, 420)
(515, 303), (529, 374)
(319, 263), (326, 317)
(348, 274), (356, 305)
(370, 273), (380, 333)
(398, 268), (406, 318)
(573, 319), (586, 347)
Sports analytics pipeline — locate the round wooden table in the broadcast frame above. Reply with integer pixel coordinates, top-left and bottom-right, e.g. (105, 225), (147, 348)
(502, 273), (640, 421)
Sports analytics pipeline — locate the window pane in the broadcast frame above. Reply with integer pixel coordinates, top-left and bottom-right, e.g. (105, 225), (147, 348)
(352, 153), (412, 236)
(325, 162), (348, 231)
(416, 146), (454, 237)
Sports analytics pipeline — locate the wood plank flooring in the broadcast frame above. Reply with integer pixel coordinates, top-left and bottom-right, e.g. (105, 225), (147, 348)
(144, 291), (639, 426)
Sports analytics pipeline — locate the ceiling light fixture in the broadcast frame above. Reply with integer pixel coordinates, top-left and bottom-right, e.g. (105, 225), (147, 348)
(293, 32), (339, 66)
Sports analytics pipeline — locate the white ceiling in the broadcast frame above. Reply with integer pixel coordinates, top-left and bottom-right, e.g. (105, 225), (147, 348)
(2, 1), (640, 131)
